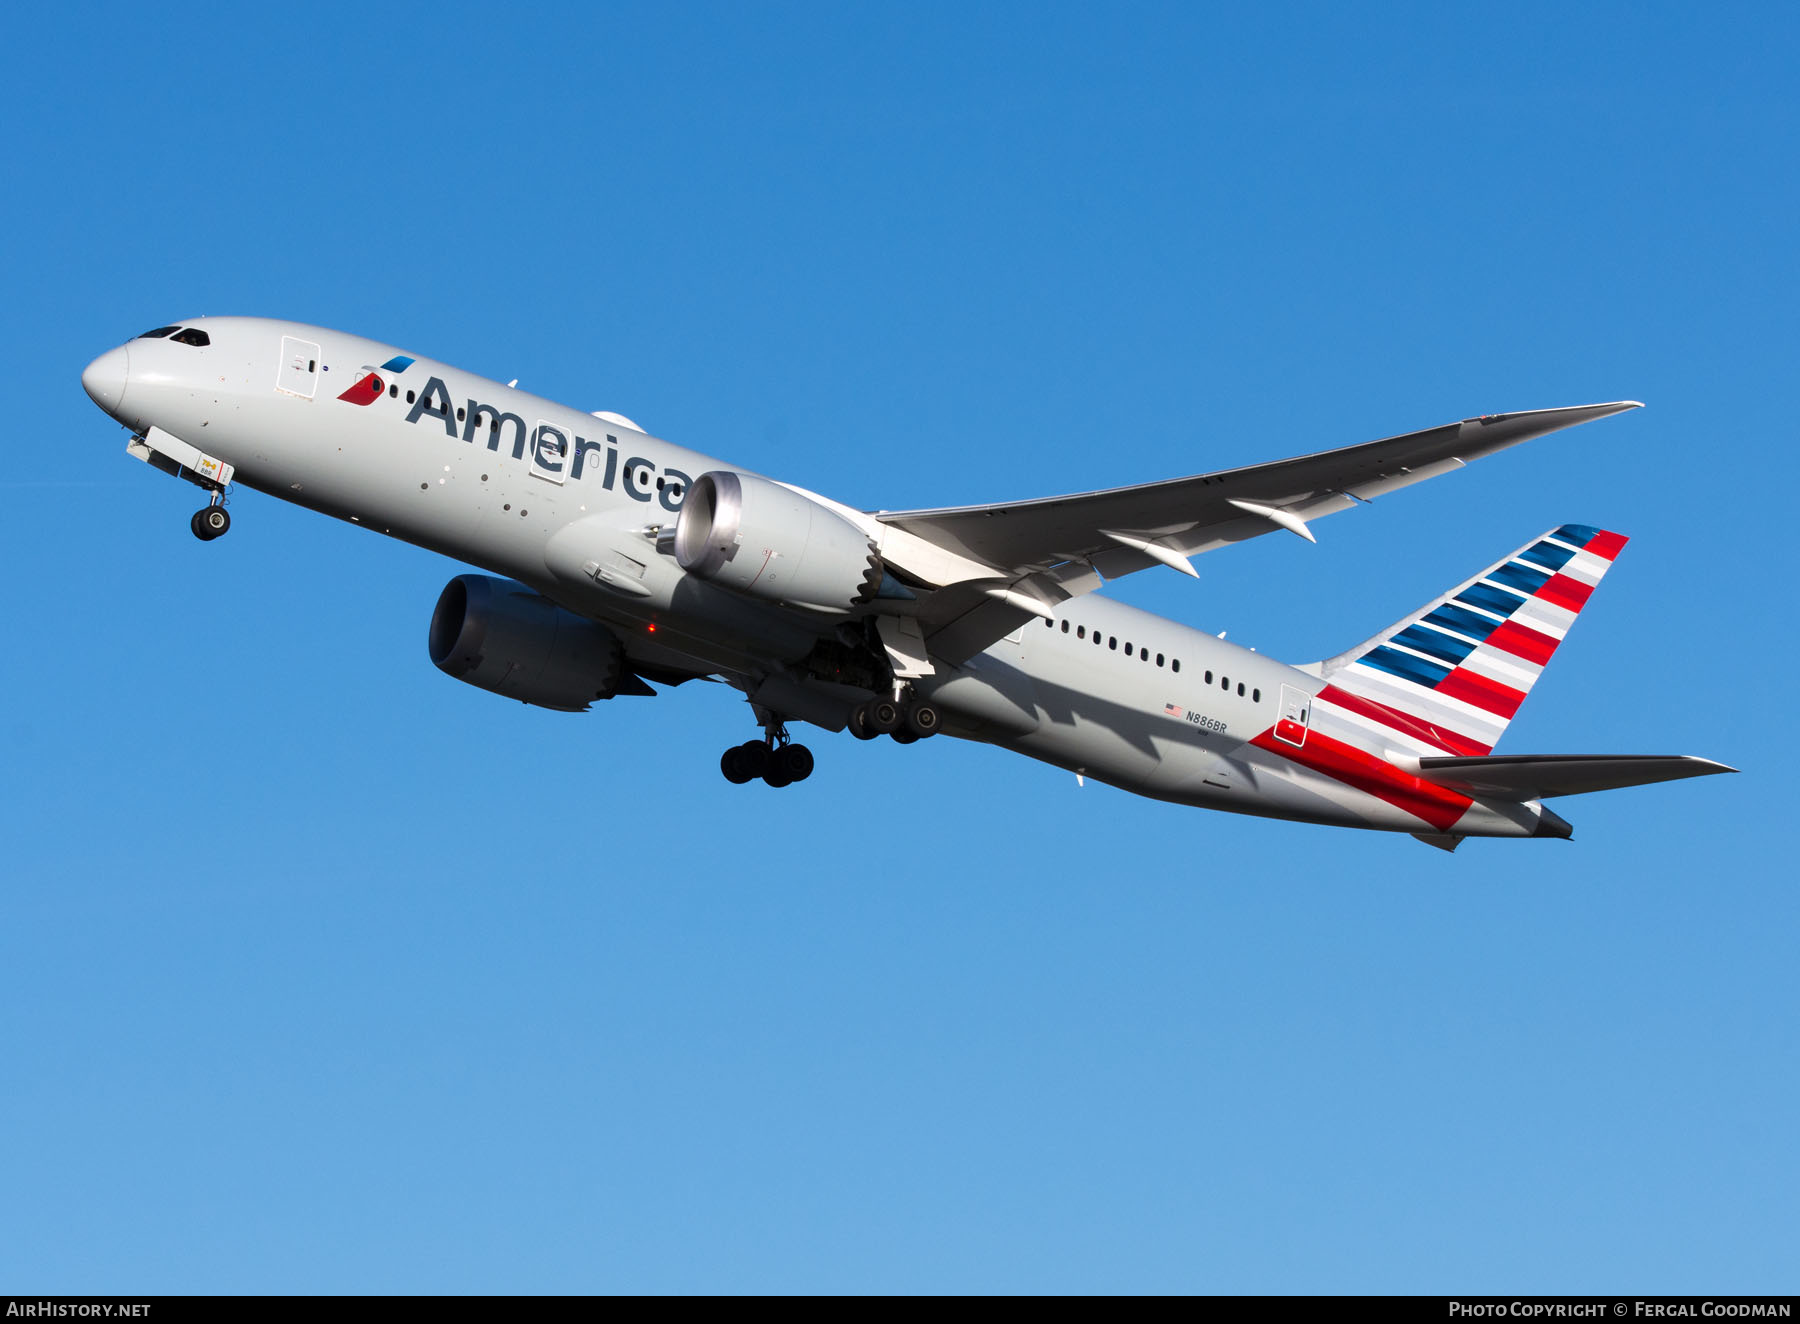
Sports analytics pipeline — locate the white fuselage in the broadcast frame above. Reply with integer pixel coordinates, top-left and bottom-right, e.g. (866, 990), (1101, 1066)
(82, 317), (1560, 840)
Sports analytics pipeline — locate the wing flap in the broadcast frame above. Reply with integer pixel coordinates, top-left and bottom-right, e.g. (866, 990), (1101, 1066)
(1415, 754), (1737, 800)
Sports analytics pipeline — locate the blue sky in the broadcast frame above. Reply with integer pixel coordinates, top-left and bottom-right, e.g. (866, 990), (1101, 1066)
(2, 1), (1794, 1293)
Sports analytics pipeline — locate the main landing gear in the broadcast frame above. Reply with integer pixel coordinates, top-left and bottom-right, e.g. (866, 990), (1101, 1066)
(718, 692), (940, 788)
(848, 693), (940, 745)
(720, 717), (815, 789)
(190, 492), (231, 541)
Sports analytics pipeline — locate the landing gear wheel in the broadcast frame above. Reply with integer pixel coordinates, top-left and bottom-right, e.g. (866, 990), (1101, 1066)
(722, 741), (770, 784)
(891, 728), (919, 745)
(904, 702), (940, 738)
(863, 698), (902, 735)
(848, 705), (879, 741)
(774, 743), (814, 783)
(762, 763), (793, 789)
(192, 505), (230, 541)
(736, 740), (770, 780)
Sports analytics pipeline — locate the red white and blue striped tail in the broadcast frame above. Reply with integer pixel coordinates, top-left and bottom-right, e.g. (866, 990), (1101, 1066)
(1313, 524), (1628, 757)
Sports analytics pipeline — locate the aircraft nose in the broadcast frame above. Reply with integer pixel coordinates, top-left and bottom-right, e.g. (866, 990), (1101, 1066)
(82, 344), (129, 416)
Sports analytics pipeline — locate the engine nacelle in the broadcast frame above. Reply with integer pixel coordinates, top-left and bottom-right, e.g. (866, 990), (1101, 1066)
(428, 575), (625, 711)
(673, 471), (882, 612)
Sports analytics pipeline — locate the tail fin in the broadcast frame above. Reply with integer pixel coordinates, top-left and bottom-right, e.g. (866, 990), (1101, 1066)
(1314, 524), (1628, 756)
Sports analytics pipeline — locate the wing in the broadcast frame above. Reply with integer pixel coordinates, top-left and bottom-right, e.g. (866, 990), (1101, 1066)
(875, 402), (1642, 662)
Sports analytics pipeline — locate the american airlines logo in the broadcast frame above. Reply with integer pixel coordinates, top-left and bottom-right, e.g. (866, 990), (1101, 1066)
(336, 371), (385, 405)
(335, 355), (416, 407)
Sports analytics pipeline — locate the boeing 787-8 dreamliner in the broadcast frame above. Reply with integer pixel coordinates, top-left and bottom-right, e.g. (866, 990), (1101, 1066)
(82, 318), (1733, 849)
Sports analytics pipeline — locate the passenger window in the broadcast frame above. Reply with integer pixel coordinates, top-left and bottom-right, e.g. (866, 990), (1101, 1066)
(1205, 671), (1213, 684)
(1077, 625), (1085, 639)
(136, 326), (178, 339)
(1156, 653), (1164, 667)
(1142, 651), (1150, 663)
(1124, 643), (1133, 657)
(1061, 620), (1070, 633)
(1221, 676), (1229, 690)
(389, 385), (398, 398)
(406, 390), (416, 404)
(1253, 688), (1261, 702)
(1172, 659), (1180, 673)
(1109, 636), (1117, 650)
(457, 407), (466, 422)
(170, 328), (210, 347)
(1237, 683), (1245, 696)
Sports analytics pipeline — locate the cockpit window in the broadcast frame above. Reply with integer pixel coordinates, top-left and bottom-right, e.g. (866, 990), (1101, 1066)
(170, 328), (211, 347)
(136, 326), (179, 339)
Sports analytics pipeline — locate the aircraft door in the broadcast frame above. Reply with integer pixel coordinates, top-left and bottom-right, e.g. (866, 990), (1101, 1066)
(276, 336), (321, 399)
(1275, 684), (1311, 747)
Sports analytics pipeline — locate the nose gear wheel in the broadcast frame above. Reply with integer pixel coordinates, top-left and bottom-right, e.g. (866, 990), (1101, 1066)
(191, 504), (230, 540)
(190, 489), (231, 541)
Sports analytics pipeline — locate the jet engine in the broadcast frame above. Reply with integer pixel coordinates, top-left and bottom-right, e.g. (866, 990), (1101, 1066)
(428, 575), (625, 711)
(673, 471), (883, 613)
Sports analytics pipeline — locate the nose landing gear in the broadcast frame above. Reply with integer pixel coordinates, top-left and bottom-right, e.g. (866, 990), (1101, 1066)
(123, 428), (237, 542)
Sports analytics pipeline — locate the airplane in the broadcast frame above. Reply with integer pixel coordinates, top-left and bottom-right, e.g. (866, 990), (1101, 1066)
(81, 317), (1734, 849)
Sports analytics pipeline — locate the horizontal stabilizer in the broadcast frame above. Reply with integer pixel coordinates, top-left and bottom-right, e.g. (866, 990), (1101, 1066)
(1415, 754), (1737, 801)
